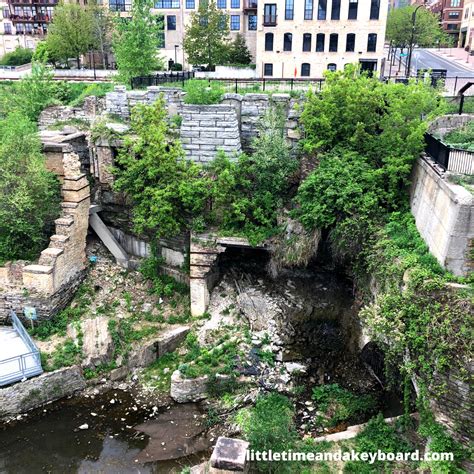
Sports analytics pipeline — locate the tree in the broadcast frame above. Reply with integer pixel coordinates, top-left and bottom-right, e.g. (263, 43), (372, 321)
(225, 33), (252, 65)
(112, 0), (164, 84)
(45, 1), (97, 68)
(0, 112), (61, 263)
(183, 0), (229, 69)
(0, 63), (58, 121)
(386, 6), (446, 49)
(32, 40), (61, 67)
(113, 98), (210, 237)
(91, 3), (115, 69)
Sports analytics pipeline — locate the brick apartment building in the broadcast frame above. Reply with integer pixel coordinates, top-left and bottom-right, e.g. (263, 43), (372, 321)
(0, 0), (388, 77)
(428, 0), (464, 42)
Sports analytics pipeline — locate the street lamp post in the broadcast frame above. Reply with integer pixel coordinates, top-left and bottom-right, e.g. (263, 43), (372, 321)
(406, 4), (425, 77)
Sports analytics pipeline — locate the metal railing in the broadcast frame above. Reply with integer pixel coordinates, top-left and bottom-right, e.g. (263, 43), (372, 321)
(0, 311), (43, 387)
(384, 74), (474, 97)
(424, 133), (474, 175)
(131, 71), (195, 90)
(131, 74), (325, 92)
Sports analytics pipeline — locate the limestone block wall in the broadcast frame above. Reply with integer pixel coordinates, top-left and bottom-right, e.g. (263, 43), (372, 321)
(410, 156), (474, 276)
(0, 143), (90, 321)
(180, 104), (242, 163)
(428, 114), (474, 139)
(38, 96), (104, 130)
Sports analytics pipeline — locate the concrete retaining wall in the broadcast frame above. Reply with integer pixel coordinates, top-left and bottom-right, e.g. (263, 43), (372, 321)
(410, 157), (474, 276)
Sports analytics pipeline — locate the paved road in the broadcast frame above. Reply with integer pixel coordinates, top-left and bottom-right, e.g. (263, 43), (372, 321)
(412, 49), (474, 77)
(391, 48), (474, 77)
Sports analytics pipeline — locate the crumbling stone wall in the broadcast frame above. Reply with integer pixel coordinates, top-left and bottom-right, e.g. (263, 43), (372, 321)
(103, 86), (302, 164)
(38, 96), (104, 130)
(0, 138), (90, 322)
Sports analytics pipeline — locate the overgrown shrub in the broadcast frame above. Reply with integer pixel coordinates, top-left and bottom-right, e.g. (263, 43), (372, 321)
(0, 47), (33, 66)
(443, 120), (474, 151)
(312, 384), (378, 427)
(0, 112), (61, 263)
(183, 79), (224, 104)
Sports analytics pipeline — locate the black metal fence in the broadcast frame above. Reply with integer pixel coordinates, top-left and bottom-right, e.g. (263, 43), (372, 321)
(131, 71), (195, 89)
(384, 74), (474, 97)
(130, 74), (326, 92)
(424, 133), (474, 174)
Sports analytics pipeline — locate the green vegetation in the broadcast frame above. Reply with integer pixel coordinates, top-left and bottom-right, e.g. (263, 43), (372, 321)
(386, 6), (448, 49)
(183, 79), (224, 105)
(344, 414), (414, 473)
(0, 47), (33, 66)
(183, 0), (230, 69)
(113, 97), (210, 237)
(443, 120), (474, 151)
(0, 112), (61, 263)
(224, 34), (252, 66)
(312, 384), (378, 428)
(45, 1), (97, 68)
(42, 337), (83, 371)
(113, 0), (164, 84)
(142, 351), (180, 392)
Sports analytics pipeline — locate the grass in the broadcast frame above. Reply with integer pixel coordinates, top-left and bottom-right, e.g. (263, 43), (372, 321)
(141, 351), (180, 392)
(443, 119), (474, 151)
(444, 96), (474, 114)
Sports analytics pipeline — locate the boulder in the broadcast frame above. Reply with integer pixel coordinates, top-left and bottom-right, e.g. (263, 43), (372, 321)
(170, 370), (208, 403)
(210, 437), (249, 472)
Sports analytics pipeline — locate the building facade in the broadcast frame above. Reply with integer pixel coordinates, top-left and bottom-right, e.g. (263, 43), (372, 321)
(428, 0), (464, 42)
(459, 0), (473, 49)
(255, 0), (387, 77)
(0, 0), (57, 56)
(1, 0), (388, 78)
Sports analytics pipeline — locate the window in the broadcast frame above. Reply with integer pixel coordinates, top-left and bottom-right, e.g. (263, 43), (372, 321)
(264, 63), (273, 76)
(369, 0), (379, 19)
(264, 4), (277, 25)
(348, 0), (358, 19)
(303, 33), (311, 51)
(186, 0), (195, 8)
(2, 7), (9, 18)
(230, 14), (240, 29)
(231, 0), (240, 7)
(265, 32), (274, 51)
(331, 0), (340, 19)
(346, 33), (355, 51)
(217, 0), (226, 7)
(446, 23), (458, 30)
(283, 32), (292, 51)
(448, 11), (459, 18)
(327, 63), (337, 71)
(304, 0), (313, 20)
(316, 33), (325, 52)
(301, 63), (310, 76)
(318, 0), (326, 20)
(329, 33), (338, 51)
(218, 15), (227, 28)
(367, 33), (377, 52)
(451, 0), (460, 6)
(154, 0), (180, 7)
(248, 14), (257, 29)
(158, 31), (165, 48)
(285, 0), (294, 20)
(4, 23), (11, 34)
(167, 15), (176, 30)
(109, 0), (131, 11)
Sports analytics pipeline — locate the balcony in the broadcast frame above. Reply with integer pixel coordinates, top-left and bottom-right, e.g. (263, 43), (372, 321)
(7, 0), (57, 5)
(263, 14), (277, 26)
(10, 14), (51, 23)
(243, 0), (257, 11)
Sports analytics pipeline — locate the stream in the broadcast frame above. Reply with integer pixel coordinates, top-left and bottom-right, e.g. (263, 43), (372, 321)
(0, 389), (208, 474)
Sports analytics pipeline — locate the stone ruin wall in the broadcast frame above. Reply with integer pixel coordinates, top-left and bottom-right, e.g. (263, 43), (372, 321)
(104, 86), (302, 163)
(0, 140), (90, 323)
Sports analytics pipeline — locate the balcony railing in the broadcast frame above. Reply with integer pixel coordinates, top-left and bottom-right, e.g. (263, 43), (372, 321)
(263, 14), (277, 26)
(244, 0), (258, 10)
(10, 14), (51, 22)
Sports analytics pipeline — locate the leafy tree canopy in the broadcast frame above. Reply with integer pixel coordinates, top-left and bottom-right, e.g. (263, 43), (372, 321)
(183, 0), (230, 68)
(45, 1), (97, 67)
(386, 6), (446, 48)
(224, 33), (252, 65)
(112, 0), (165, 84)
(0, 112), (61, 263)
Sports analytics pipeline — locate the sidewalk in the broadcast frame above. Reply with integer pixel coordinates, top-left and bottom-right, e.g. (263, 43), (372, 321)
(429, 48), (474, 71)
